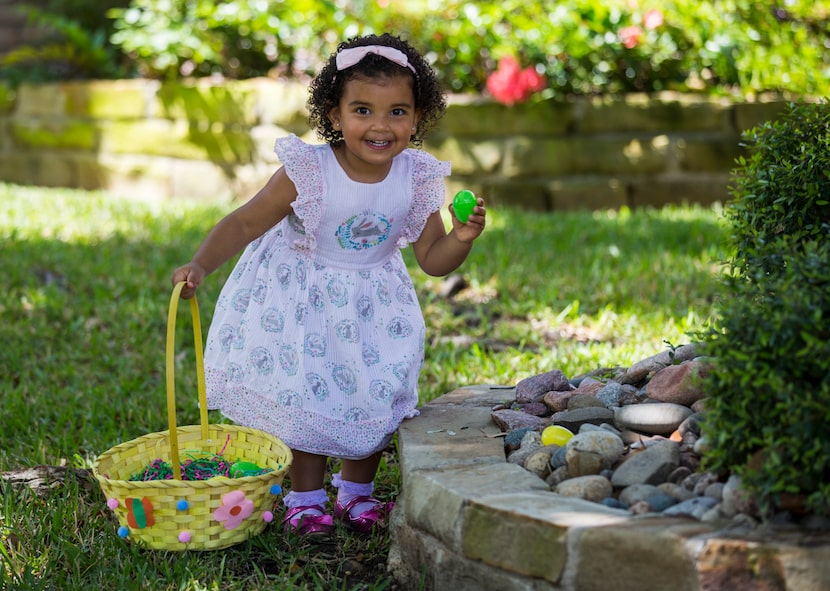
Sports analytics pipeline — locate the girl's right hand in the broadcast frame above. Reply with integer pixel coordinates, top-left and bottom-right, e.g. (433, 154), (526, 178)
(171, 262), (206, 299)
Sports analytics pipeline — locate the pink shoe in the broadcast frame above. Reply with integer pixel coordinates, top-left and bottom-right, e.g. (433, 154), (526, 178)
(282, 504), (334, 536)
(334, 496), (394, 534)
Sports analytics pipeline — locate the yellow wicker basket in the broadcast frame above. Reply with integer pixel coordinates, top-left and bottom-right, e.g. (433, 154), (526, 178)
(93, 282), (292, 550)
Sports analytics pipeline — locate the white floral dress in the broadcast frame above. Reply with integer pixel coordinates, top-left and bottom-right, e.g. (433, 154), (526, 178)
(203, 134), (450, 459)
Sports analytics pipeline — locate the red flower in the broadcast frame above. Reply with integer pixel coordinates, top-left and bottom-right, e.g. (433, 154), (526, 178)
(618, 25), (644, 49)
(486, 57), (546, 106)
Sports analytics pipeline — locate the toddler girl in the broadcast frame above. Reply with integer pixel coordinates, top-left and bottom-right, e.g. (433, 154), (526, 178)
(171, 32), (486, 535)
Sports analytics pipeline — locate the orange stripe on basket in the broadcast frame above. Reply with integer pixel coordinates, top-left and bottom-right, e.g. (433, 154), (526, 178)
(126, 497), (155, 529)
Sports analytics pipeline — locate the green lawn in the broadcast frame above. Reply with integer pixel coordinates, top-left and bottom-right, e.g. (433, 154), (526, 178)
(0, 183), (728, 590)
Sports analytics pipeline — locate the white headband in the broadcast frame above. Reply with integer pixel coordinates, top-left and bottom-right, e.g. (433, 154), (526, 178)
(335, 45), (417, 76)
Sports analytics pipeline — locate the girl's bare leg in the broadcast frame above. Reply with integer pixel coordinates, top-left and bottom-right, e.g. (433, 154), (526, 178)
(340, 451), (382, 484)
(288, 449), (328, 491)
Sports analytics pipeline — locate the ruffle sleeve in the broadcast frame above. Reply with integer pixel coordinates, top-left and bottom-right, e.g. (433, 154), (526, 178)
(274, 134), (325, 252)
(397, 149), (452, 248)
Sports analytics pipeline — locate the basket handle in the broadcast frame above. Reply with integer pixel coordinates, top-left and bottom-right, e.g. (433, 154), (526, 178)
(166, 281), (210, 480)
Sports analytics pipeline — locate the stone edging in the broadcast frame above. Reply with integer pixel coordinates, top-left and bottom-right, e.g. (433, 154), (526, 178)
(387, 385), (830, 591)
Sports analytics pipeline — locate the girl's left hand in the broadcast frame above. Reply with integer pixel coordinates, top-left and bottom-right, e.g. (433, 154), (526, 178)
(450, 197), (486, 242)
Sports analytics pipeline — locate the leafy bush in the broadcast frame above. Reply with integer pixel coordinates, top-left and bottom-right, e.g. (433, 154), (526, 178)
(701, 101), (830, 517)
(701, 239), (830, 517)
(0, 1), (129, 84)
(726, 101), (830, 278)
(4, 1), (830, 98)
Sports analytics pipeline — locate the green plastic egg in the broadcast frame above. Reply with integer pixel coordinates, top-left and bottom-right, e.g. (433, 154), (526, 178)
(452, 190), (477, 223)
(230, 461), (262, 478)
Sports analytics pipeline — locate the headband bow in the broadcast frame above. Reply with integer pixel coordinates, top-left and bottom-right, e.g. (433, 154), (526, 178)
(335, 45), (417, 76)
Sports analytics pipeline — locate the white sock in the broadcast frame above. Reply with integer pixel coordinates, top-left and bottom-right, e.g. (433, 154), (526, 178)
(283, 488), (328, 521)
(332, 472), (377, 517)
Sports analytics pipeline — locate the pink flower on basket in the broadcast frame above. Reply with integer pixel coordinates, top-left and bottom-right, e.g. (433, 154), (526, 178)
(214, 490), (255, 530)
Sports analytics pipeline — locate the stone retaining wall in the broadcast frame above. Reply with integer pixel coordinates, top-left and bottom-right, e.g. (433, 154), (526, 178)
(0, 78), (791, 209)
(389, 385), (830, 590)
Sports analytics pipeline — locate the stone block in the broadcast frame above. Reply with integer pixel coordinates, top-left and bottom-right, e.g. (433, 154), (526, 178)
(0, 118), (8, 153)
(427, 136), (503, 175)
(252, 79), (309, 127)
(14, 83), (68, 117)
(0, 152), (40, 186)
(438, 96), (574, 138)
(628, 174), (731, 207)
(229, 161), (279, 202)
(101, 119), (256, 164)
(0, 83), (15, 114)
(573, 518), (711, 591)
(63, 80), (153, 119)
(733, 101), (791, 133)
(74, 153), (109, 191)
(402, 463), (548, 550)
(503, 135), (670, 178)
(480, 180), (552, 210)
(250, 124), (288, 164)
(170, 159), (234, 201)
(675, 136), (745, 172)
(398, 388), (507, 475)
(575, 94), (731, 134)
(549, 176), (628, 211)
(10, 118), (99, 150)
(156, 81), (259, 125)
(388, 509), (549, 591)
(461, 491), (627, 584)
(26, 153), (78, 188)
(94, 153), (174, 200)
(697, 536), (830, 591)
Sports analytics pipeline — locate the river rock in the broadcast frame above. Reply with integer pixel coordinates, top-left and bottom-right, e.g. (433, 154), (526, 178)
(567, 393), (606, 410)
(565, 430), (625, 477)
(491, 409), (548, 432)
(550, 445), (568, 469)
(515, 369), (571, 403)
(555, 475), (613, 503)
(659, 482), (696, 502)
(611, 440), (681, 487)
(644, 492), (680, 512)
(720, 474), (758, 517)
(645, 361), (708, 406)
(619, 483), (662, 506)
(614, 402), (693, 436)
(662, 496), (719, 519)
(503, 428), (533, 453)
(552, 407), (615, 432)
(595, 381), (624, 407)
(618, 344), (698, 385)
(573, 380), (605, 396)
(543, 390), (579, 412)
(519, 402), (550, 417)
(677, 412), (704, 437)
(524, 447), (555, 478)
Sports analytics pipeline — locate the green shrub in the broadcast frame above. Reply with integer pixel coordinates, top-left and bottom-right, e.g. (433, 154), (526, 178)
(701, 239), (830, 516)
(101, 0), (829, 99)
(5, 1), (830, 98)
(726, 101), (830, 278)
(0, 2), (129, 84)
(701, 101), (830, 517)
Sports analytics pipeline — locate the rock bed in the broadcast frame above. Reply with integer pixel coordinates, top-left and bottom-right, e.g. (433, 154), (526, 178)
(491, 344), (826, 529)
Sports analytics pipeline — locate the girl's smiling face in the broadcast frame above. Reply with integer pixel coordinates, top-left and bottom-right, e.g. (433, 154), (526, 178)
(328, 73), (420, 183)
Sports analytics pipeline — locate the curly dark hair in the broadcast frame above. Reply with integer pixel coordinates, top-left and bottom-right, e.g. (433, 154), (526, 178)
(307, 33), (447, 148)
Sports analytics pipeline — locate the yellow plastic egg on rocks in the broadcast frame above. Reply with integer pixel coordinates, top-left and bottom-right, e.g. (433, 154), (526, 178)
(541, 425), (574, 447)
